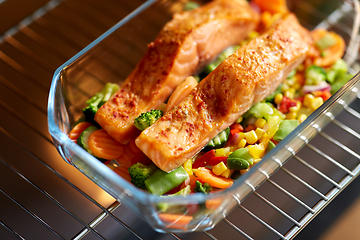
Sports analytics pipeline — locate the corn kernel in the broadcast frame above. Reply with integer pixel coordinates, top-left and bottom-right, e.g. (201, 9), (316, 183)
(221, 169), (233, 178)
(183, 158), (193, 176)
(293, 83), (302, 91)
(274, 93), (283, 105)
(284, 88), (295, 99)
(212, 161), (227, 176)
(286, 77), (296, 86)
(255, 127), (265, 140)
(259, 132), (270, 144)
(238, 138), (247, 148)
(289, 102), (301, 113)
(303, 94), (315, 108)
(286, 112), (297, 120)
(281, 83), (290, 92)
(240, 168), (249, 175)
(297, 114), (307, 123)
(310, 97), (324, 111)
(255, 118), (267, 128)
(238, 132), (245, 140)
(215, 147), (231, 157)
(248, 143), (266, 159)
(244, 130), (258, 145)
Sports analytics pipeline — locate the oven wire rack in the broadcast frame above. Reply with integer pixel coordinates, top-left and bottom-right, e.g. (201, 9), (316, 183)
(1, 0), (360, 239)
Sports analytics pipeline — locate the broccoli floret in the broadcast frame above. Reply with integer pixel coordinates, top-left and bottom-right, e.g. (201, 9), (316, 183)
(305, 65), (327, 85)
(83, 82), (120, 121)
(134, 109), (164, 131)
(194, 181), (212, 194)
(128, 163), (158, 190)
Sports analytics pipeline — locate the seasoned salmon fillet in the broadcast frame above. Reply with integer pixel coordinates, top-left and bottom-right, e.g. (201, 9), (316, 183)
(95, 0), (259, 144)
(136, 14), (313, 172)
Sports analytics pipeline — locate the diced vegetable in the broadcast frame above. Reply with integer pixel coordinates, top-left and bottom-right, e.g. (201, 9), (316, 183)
(310, 29), (345, 67)
(196, 167), (233, 189)
(212, 161), (228, 176)
(88, 129), (125, 160)
(315, 32), (337, 50)
(278, 96), (297, 114)
(273, 120), (299, 142)
(68, 122), (93, 143)
(305, 65), (327, 85)
(145, 166), (189, 195)
(266, 140), (276, 153)
(208, 156), (228, 166)
(83, 83), (120, 121)
(330, 72), (353, 94)
(77, 126), (99, 154)
(129, 163), (158, 190)
(326, 59), (348, 83)
(266, 116), (282, 138)
(244, 102), (274, 120)
(134, 109), (164, 131)
(183, 158), (193, 176)
(205, 127), (230, 149)
(192, 149), (216, 168)
(194, 181), (212, 194)
(227, 148), (254, 170)
(248, 143), (266, 159)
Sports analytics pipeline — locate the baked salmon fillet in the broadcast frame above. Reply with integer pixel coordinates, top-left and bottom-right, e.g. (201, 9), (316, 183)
(95, 0), (259, 144)
(136, 13), (313, 172)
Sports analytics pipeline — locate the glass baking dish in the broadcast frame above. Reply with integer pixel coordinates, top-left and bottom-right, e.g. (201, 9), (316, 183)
(48, 0), (360, 232)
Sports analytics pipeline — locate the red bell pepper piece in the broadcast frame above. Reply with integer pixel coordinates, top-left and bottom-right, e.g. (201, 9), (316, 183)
(192, 149), (216, 168)
(208, 156), (228, 166)
(278, 96), (297, 113)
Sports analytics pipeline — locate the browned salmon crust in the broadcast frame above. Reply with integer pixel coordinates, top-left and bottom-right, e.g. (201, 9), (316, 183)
(95, 0), (259, 144)
(136, 14), (313, 172)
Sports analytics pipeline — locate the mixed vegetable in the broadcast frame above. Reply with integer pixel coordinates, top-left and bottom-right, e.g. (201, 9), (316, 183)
(67, 0), (354, 226)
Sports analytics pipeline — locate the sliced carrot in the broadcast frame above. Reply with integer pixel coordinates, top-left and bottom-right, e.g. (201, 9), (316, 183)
(68, 122), (93, 143)
(115, 152), (133, 169)
(158, 213), (193, 227)
(196, 167), (233, 189)
(111, 165), (132, 182)
(205, 198), (223, 210)
(310, 29), (345, 67)
(165, 76), (198, 113)
(88, 129), (125, 160)
(254, 0), (288, 14)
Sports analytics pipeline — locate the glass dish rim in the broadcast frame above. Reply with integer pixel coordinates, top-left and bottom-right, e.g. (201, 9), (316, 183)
(47, 0), (360, 204)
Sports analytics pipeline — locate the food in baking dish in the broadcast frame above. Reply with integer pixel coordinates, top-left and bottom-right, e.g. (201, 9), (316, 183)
(68, 0), (352, 201)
